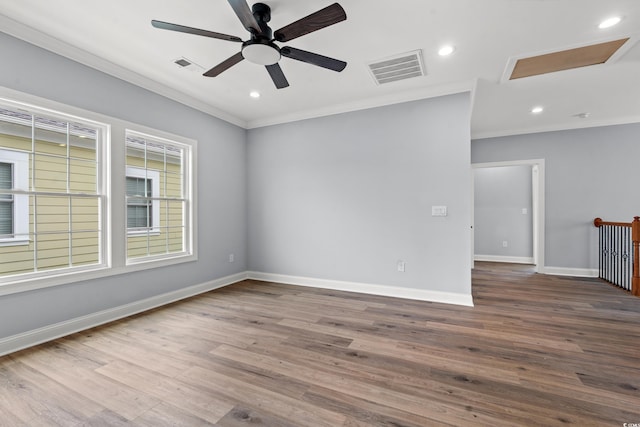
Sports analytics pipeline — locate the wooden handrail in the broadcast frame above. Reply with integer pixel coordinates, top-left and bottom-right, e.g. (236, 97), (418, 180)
(593, 217), (632, 228)
(594, 216), (640, 296)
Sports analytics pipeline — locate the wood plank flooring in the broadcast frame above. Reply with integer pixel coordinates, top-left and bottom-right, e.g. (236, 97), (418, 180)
(1, 262), (639, 426)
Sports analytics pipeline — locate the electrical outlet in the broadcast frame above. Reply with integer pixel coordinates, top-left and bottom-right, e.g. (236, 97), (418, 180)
(397, 260), (406, 272)
(502, 241), (508, 248)
(228, 253), (235, 263)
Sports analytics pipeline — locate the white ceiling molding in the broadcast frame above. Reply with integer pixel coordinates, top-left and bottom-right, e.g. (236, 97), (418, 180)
(472, 114), (640, 140)
(247, 80), (474, 129)
(0, 14), (248, 128)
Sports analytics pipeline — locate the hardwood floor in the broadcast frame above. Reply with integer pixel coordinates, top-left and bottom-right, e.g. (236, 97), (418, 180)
(1, 262), (639, 426)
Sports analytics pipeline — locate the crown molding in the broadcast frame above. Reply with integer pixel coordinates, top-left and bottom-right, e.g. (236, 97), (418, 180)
(246, 80), (474, 129)
(0, 14), (247, 129)
(472, 114), (640, 140)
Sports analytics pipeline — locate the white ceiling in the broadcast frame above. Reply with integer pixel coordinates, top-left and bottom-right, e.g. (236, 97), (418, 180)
(1, 0), (639, 138)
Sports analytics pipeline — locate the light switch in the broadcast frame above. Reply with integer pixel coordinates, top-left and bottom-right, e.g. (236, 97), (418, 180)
(522, 208), (528, 215)
(432, 206), (448, 217)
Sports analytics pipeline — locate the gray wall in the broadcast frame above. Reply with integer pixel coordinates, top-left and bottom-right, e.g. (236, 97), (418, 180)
(247, 93), (472, 295)
(472, 123), (640, 270)
(474, 165), (533, 259)
(0, 32), (247, 338)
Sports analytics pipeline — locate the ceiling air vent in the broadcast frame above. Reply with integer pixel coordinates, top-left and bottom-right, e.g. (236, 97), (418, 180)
(174, 58), (192, 67)
(173, 57), (205, 73)
(367, 50), (426, 85)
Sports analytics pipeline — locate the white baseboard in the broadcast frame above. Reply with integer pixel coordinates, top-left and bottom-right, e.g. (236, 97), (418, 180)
(247, 271), (474, 307)
(542, 266), (598, 278)
(0, 270), (478, 357)
(474, 255), (534, 264)
(0, 272), (248, 357)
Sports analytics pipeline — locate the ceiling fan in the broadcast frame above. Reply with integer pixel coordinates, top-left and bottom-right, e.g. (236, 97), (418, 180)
(151, 1), (347, 89)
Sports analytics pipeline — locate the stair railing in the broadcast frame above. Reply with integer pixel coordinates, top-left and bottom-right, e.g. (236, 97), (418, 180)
(593, 216), (640, 296)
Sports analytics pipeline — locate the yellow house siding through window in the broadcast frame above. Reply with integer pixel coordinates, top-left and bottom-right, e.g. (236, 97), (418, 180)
(0, 131), (101, 277)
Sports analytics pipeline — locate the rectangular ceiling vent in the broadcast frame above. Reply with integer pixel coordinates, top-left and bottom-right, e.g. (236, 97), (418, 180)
(367, 50), (426, 85)
(173, 57), (205, 73)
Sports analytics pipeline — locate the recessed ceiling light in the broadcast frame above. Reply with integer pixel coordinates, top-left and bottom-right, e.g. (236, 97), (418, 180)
(438, 45), (455, 56)
(599, 16), (621, 29)
(249, 91), (260, 99)
(531, 106), (544, 114)
(574, 112), (590, 119)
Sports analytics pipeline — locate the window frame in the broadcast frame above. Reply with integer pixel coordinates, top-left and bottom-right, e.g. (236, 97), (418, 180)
(0, 88), (198, 297)
(124, 129), (195, 265)
(0, 149), (29, 246)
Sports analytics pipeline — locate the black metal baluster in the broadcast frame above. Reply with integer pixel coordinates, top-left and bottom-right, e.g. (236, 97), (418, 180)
(618, 227), (627, 289)
(629, 226), (632, 290)
(599, 225), (603, 279)
(624, 227), (628, 290)
(604, 225), (608, 280)
(615, 226), (620, 287)
(606, 225), (613, 282)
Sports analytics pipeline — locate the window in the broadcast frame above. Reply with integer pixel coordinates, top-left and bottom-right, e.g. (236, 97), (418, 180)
(0, 91), (196, 294)
(126, 167), (160, 233)
(0, 105), (106, 280)
(0, 162), (13, 235)
(126, 131), (192, 263)
(0, 150), (29, 246)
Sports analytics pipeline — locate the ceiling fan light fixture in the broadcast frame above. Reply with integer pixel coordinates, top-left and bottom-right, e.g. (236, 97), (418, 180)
(242, 41), (281, 65)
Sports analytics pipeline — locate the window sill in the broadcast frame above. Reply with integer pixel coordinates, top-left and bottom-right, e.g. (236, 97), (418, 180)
(127, 229), (161, 237)
(0, 238), (30, 247)
(0, 251), (198, 297)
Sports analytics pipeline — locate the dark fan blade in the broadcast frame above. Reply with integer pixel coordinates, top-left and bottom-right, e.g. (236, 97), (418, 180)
(203, 52), (244, 77)
(151, 20), (242, 42)
(227, 0), (262, 34)
(281, 46), (346, 72)
(274, 3), (346, 42)
(265, 64), (289, 89)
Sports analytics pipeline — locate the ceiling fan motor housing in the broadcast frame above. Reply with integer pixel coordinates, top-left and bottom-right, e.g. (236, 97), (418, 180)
(241, 3), (281, 65)
(252, 3), (271, 25)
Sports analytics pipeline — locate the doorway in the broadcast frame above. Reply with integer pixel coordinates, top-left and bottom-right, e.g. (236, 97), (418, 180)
(471, 159), (545, 273)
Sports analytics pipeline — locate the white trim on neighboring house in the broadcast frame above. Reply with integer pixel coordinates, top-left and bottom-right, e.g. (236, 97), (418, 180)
(125, 166), (160, 235)
(0, 149), (29, 246)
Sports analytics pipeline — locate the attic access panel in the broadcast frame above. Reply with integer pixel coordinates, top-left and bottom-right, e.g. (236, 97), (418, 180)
(509, 38), (629, 80)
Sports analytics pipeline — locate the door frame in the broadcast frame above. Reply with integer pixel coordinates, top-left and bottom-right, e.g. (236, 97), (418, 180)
(471, 159), (545, 273)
